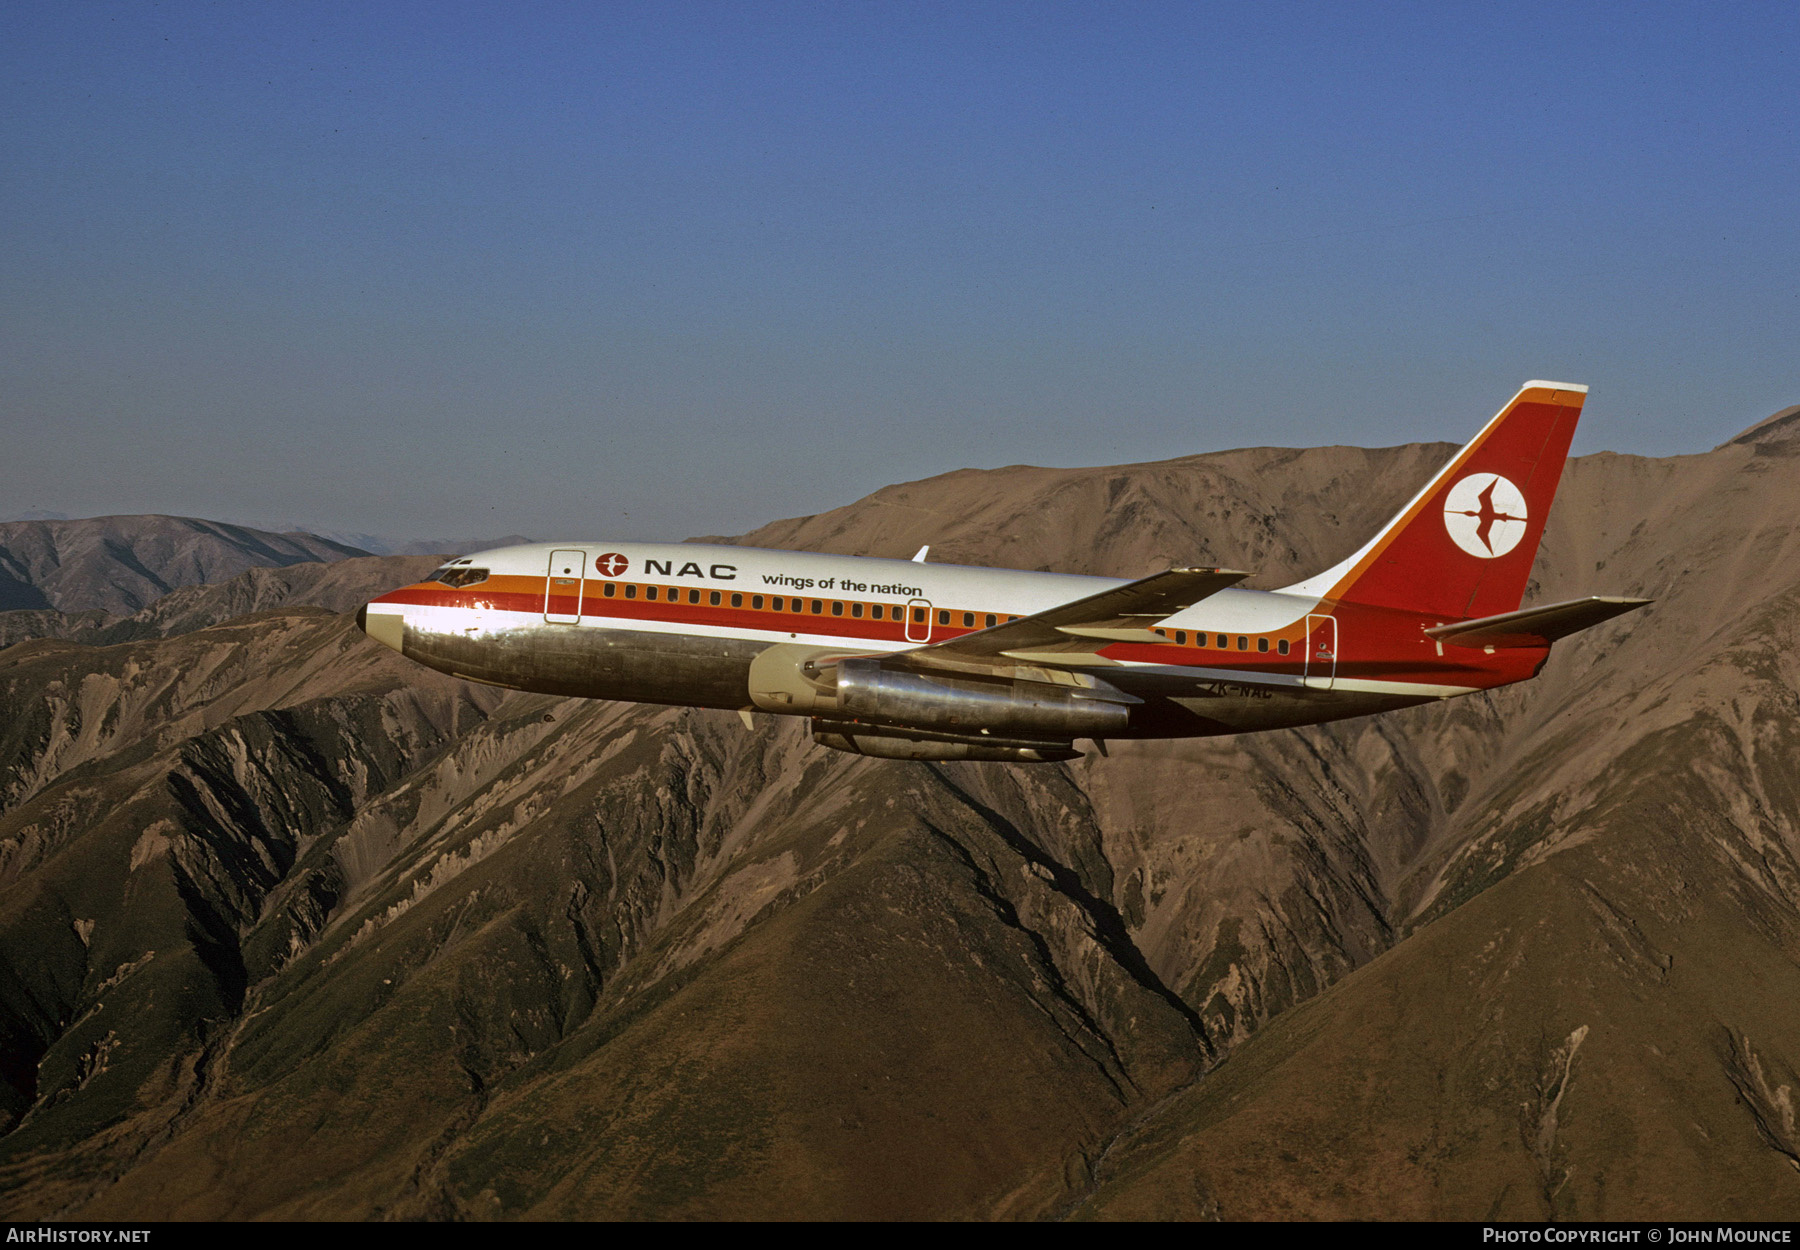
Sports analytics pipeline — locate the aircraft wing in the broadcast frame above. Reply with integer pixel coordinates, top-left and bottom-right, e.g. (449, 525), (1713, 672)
(1425, 595), (1651, 649)
(897, 567), (1249, 675)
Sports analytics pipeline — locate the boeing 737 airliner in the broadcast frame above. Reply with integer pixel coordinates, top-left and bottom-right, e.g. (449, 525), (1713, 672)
(358, 381), (1647, 761)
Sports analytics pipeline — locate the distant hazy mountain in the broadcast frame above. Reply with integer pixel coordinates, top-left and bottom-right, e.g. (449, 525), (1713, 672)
(0, 554), (446, 650)
(385, 534), (535, 557)
(0, 515), (369, 615)
(245, 525), (535, 557)
(1, 408), (1797, 1218)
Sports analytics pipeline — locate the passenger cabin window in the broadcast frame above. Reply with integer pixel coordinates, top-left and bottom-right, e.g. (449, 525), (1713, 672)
(688, 589), (700, 604)
(1237, 636), (1248, 650)
(752, 595), (764, 610)
(832, 602), (844, 616)
(438, 567), (491, 589)
(1216, 634), (1228, 648)
(625, 585), (637, 599)
(646, 586), (658, 601)
(870, 604), (883, 620)
(1258, 637), (1269, 652)
(913, 608), (926, 623)
(772, 596), (784, 611)
(812, 599), (823, 614)
(602, 583), (616, 598)
(962, 612), (975, 627)
(938, 610), (950, 625)
(1278, 639), (1290, 655)
(985, 614), (997, 627)
(1176, 631), (1187, 644)
(709, 591), (721, 606)
(731, 593), (743, 608)
(851, 603), (864, 618)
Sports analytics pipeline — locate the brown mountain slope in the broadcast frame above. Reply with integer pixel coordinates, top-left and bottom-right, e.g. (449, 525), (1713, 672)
(1072, 638), (1800, 1220)
(0, 627), (1208, 1218)
(0, 417), (1797, 1218)
(0, 515), (369, 615)
(1721, 403), (1800, 449)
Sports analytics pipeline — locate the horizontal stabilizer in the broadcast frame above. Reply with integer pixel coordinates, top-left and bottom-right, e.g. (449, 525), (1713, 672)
(1425, 596), (1651, 649)
(903, 566), (1250, 673)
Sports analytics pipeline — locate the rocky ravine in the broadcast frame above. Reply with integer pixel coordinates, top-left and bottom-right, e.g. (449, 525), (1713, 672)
(1, 417), (1798, 1218)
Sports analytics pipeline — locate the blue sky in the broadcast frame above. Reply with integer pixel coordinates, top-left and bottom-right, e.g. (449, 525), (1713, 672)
(3, 2), (1796, 544)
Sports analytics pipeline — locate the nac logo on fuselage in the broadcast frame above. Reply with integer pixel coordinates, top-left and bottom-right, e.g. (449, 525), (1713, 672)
(1442, 474), (1527, 559)
(597, 553), (737, 581)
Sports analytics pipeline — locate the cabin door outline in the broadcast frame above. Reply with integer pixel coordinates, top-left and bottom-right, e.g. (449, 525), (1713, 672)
(1304, 613), (1337, 691)
(545, 549), (587, 624)
(905, 598), (933, 643)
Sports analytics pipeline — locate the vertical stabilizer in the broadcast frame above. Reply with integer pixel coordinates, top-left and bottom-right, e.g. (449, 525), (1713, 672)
(1282, 381), (1586, 620)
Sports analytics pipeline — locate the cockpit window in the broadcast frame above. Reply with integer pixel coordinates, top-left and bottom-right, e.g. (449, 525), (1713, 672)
(437, 567), (490, 588)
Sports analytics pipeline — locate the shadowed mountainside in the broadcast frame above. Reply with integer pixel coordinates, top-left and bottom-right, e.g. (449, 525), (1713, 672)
(0, 516), (371, 616)
(1, 413), (1798, 1218)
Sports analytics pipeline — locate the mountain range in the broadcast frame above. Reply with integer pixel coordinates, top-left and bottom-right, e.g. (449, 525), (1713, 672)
(1, 411), (1797, 1219)
(0, 516), (371, 616)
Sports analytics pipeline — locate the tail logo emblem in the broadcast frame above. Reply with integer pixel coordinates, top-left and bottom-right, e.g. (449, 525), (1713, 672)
(1443, 474), (1528, 558)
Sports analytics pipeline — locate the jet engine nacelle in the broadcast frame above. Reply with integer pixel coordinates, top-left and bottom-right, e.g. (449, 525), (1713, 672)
(747, 644), (1134, 741)
(832, 656), (1131, 740)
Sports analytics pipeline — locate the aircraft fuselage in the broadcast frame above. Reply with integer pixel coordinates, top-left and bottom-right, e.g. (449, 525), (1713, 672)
(361, 540), (1544, 740)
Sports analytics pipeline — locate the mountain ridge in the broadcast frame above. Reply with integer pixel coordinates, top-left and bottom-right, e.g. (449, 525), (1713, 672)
(0, 515), (371, 616)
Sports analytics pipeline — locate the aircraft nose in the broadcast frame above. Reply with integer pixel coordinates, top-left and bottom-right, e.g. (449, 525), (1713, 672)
(358, 600), (406, 653)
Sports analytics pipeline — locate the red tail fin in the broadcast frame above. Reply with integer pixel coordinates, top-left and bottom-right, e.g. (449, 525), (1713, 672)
(1282, 381), (1586, 620)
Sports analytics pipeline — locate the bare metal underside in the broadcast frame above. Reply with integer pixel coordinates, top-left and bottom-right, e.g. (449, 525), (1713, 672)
(398, 617), (1429, 748)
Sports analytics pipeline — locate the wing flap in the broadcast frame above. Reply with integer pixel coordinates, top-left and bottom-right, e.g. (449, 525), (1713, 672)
(1425, 596), (1651, 649)
(1053, 625), (1170, 643)
(999, 647), (1123, 667)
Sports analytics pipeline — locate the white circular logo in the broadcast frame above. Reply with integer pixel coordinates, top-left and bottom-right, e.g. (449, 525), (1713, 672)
(1443, 474), (1528, 558)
